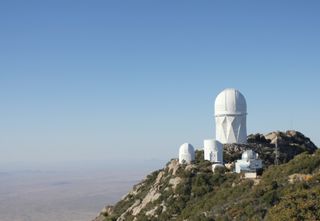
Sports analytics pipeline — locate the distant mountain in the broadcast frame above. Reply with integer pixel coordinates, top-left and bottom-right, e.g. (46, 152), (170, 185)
(93, 131), (319, 221)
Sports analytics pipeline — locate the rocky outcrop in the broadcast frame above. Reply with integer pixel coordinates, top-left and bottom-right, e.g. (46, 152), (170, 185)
(224, 130), (317, 166)
(288, 173), (313, 184)
(93, 130), (318, 221)
(94, 159), (186, 221)
(117, 171), (164, 220)
(93, 206), (113, 221)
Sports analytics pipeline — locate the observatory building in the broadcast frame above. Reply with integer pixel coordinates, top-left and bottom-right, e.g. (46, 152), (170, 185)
(179, 143), (195, 164)
(203, 139), (223, 164)
(178, 88), (254, 173)
(235, 150), (262, 174)
(215, 88), (247, 144)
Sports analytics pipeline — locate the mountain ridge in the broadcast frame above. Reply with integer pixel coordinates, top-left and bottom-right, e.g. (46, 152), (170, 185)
(93, 130), (319, 221)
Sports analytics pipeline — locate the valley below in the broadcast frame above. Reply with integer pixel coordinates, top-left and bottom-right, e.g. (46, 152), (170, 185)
(0, 169), (147, 221)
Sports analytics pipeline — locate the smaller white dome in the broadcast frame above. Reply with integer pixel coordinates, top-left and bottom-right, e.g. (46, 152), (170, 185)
(179, 143), (195, 164)
(242, 150), (258, 160)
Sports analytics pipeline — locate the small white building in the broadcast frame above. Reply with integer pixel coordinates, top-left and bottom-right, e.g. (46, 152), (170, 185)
(179, 143), (195, 164)
(203, 139), (223, 164)
(235, 150), (262, 174)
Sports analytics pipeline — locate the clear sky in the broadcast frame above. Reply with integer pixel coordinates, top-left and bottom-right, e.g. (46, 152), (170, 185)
(1, 1), (319, 169)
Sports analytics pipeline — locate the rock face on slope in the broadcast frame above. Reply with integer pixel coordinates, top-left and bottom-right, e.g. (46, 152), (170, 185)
(93, 131), (319, 221)
(224, 130), (317, 167)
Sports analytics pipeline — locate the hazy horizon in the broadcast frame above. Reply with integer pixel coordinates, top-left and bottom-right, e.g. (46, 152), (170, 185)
(0, 168), (154, 221)
(0, 157), (165, 221)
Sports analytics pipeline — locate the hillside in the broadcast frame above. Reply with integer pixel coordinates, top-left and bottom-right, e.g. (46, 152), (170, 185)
(93, 131), (319, 221)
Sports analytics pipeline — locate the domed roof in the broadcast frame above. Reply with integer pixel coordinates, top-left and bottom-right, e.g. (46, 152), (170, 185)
(179, 143), (195, 164)
(179, 143), (195, 154)
(215, 88), (247, 116)
(242, 150), (258, 160)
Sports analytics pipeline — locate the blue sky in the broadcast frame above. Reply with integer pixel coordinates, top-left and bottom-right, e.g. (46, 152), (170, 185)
(0, 1), (319, 169)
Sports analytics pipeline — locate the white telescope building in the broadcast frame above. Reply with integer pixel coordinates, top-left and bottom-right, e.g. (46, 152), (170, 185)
(235, 150), (262, 174)
(179, 143), (195, 164)
(203, 139), (223, 164)
(215, 88), (247, 144)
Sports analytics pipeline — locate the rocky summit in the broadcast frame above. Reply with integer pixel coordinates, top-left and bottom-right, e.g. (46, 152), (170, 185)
(224, 130), (317, 167)
(93, 131), (319, 221)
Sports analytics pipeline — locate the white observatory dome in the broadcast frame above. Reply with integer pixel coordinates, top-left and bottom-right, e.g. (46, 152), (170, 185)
(242, 150), (258, 161)
(179, 143), (195, 164)
(215, 88), (247, 144)
(235, 149), (262, 173)
(215, 88), (247, 116)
